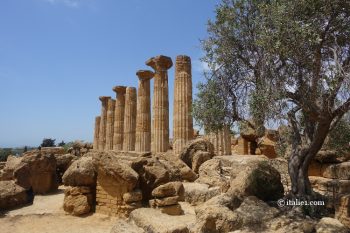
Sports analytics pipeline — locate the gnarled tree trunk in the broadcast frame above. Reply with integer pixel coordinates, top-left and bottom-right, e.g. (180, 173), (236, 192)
(288, 121), (331, 197)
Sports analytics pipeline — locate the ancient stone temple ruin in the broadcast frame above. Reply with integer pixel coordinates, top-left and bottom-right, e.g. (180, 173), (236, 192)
(91, 55), (195, 216)
(87, 55), (293, 221)
(93, 55), (191, 154)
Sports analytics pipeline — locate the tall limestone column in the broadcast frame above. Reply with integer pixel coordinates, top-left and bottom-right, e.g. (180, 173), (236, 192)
(123, 87), (137, 151)
(173, 55), (193, 154)
(98, 96), (111, 151)
(223, 125), (232, 155)
(93, 116), (101, 150)
(112, 86), (127, 151)
(105, 98), (115, 151)
(135, 70), (154, 152)
(146, 55), (173, 153)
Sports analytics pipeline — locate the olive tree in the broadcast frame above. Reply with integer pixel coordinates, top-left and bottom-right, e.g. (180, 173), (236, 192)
(197, 0), (350, 198)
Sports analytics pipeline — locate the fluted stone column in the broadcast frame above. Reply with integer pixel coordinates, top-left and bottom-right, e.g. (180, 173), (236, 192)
(146, 55), (173, 153)
(112, 86), (127, 151)
(105, 98), (115, 151)
(223, 125), (232, 155)
(98, 96), (111, 151)
(135, 70), (154, 152)
(93, 116), (101, 150)
(173, 55), (193, 154)
(123, 87), (137, 151)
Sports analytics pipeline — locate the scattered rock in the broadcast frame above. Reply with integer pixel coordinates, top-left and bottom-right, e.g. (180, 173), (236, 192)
(0, 180), (33, 210)
(62, 156), (96, 187)
(152, 181), (184, 200)
(123, 190), (143, 204)
(196, 159), (230, 192)
(150, 196), (179, 207)
(229, 161), (284, 202)
(179, 138), (215, 173)
(63, 186), (93, 216)
(158, 203), (183, 216)
(183, 182), (220, 205)
(193, 194), (242, 233)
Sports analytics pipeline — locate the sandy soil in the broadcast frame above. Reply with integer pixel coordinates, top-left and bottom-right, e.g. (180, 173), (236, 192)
(0, 186), (117, 233)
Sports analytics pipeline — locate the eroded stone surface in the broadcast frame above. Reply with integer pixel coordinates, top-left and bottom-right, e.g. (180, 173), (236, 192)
(123, 87), (137, 151)
(0, 180), (33, 210)
(173, 55), (193, 154)
(135, 70), (153, 152)
(146, 55), (173, 153)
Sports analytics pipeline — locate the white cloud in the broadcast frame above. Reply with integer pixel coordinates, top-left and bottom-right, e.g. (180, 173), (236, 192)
(43, 0), (81, 8)
(193, 60), (210, 73)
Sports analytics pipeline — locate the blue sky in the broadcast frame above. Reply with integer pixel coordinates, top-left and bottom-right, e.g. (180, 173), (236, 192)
(0, 0), (219, 147)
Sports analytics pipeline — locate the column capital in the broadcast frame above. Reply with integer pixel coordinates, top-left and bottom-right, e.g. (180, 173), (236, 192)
(112, 86), (127, 94)
(146, 55), (173, 71)
(136, 70), (154, 82)
(176, 55), (191, 63)
(175, 55), (191, 73)
(99, 96), (111, 103)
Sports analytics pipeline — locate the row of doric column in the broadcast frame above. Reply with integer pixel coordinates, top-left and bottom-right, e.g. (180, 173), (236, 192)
(205, 125), (232, 155)
(92, 55), (193, 154)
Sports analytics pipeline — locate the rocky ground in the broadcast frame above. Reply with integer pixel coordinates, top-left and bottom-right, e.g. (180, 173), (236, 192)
(1, 140), (349, 233)
(0, 186), (117, 233)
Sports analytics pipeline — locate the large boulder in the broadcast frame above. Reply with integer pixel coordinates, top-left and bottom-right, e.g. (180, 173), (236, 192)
(179, 138), (215, 173)
(193, 194), (317, 233)
(183, 182), (221, 205)
(63, 186), (93, 216)
(192, 194), (243, 233)
(13, 152), (58, 194)
(0, 180), (33, 210)
(62, 156), (96, 187)
(150, 181), (185, 216)
(152, 181), (184, 200)
(195, 159), (230, 192)
(156, 152), (197, 182)
(228, 161), (284, 202)
(93, 152), (139, 191)
(315, 217), (348, 233)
